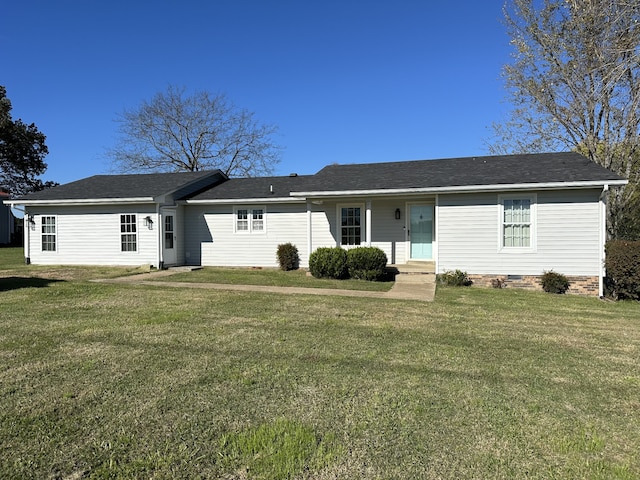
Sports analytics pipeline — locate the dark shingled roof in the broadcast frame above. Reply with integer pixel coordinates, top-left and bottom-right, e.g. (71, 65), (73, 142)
(302, 152), (625, 192)
(16, 153), (626, 203)
(17, 170), (221, 201)
(184, 175), (317, 200)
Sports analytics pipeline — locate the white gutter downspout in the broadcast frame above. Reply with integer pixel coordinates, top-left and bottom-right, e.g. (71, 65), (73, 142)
(24, 212), (31, 264)
(156, 204), (163, 269)
(599, 184), (609, 298)
(306, 201), (312, 267)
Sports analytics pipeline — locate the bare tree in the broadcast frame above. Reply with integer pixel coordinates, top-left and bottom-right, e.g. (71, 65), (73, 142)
(488, 0), (640, 238)
(108, 86), (281, 177)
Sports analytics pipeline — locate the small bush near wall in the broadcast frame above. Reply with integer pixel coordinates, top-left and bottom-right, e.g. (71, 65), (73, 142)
(276, 243), (300, 271)
(308, 247), (348, 279)
(605, 240), (640, 300)
(540, 270), (570, 294)
(346, 247), (388, 281)
(438, 270), (472, 287)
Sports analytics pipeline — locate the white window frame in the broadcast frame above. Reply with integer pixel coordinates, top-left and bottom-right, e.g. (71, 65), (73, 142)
(234, 206), (266, 234)
(498, 193), (537, 252)
(41, 215), (57, 252)
(338, 203), (365, 247)
(120, 214), (138, 252)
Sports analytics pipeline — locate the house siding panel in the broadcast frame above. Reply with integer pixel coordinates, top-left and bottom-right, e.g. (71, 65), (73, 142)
(309, 203), (337, 254)
(26, 205), (159, 266)
(184, 204), (310, 267)
(437, 189), (602, 276)
(370, 199), (406, 264)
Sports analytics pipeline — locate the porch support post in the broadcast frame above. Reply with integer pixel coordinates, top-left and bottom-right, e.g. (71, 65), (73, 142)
(365, 200), (372, 246)
(306, 201), (312, 265)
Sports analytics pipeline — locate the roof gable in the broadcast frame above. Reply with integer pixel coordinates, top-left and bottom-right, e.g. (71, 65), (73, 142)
(16, 170), (226, 203)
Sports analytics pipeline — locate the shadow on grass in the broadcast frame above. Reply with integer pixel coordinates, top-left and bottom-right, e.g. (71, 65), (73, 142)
(0, 277), (65, 292)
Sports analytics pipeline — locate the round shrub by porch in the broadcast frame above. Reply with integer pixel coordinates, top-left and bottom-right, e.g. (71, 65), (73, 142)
(276, 243), (300, 271)
(541, 270), (570, 294)
(308, 247), (348, 279)
(346, 246), (388, 281)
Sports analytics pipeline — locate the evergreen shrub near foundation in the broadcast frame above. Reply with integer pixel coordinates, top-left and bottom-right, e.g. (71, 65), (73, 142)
(437, 269), (472, 287)
(541, 270), (570, 294)
(308, 247), (348, 279)
(346, 247), (388, 281)
(605, 240), (640, 300)
(276, 243), (300, 271)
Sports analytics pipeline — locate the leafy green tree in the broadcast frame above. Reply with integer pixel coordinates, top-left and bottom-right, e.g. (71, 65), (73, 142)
(108, 85), (281, 177)
(489, 0), (640, 239)
(0, 86), (54, 195)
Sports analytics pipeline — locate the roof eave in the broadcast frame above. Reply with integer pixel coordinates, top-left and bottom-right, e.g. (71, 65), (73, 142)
(183, 196), (307, 205)
(11, 197), (157, 207)
(291, 179), (628, 198)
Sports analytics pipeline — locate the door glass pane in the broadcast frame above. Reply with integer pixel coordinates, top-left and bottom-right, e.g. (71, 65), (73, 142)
(164, 215), (174, 249)
(410, 205), (433, 259)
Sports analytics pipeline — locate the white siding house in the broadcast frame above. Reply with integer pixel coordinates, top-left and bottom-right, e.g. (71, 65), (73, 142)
(12, 152), (627, 295)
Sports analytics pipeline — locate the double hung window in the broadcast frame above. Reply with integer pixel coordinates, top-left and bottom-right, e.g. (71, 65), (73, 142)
(340, 205), (362, 246)
(41, 216), (56, 252)
(500, 195), (535, 250)
(235, 207), (265, 233)
(120, 214), (137, 252)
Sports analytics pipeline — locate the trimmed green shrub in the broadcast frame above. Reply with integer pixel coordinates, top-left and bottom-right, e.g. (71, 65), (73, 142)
(438, 269), (472, 287)
(308, 247), (348, 279)
(276, 243), (299, 271)
(605, 240), (640, 300)
(541, 270), (570, 294)
(346, 247), (388, 281)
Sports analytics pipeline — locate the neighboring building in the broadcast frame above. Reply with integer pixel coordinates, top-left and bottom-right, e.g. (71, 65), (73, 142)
(12, 152), (627, 296)
(0, 190), (15, 245)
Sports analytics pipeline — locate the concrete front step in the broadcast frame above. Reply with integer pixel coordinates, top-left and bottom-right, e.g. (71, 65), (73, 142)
(388, 262), (436, 274)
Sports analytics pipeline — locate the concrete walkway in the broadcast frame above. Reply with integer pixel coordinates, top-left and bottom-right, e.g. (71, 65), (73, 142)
(97, 267), (436, 302)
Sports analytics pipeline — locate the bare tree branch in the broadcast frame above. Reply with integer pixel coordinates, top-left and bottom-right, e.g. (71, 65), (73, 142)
(107, 85), (282, 177)
(487, 0), (640, 238)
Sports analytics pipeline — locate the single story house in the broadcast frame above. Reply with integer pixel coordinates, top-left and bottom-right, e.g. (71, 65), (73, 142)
(13, 152), (627, 296)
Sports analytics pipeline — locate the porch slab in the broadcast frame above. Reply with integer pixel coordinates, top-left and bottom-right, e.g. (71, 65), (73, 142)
(388, 262), (436, 274)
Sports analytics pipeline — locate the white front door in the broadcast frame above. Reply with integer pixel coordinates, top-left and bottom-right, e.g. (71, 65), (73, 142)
(409, 204), (433, 260)
(162, 211), (177, 266)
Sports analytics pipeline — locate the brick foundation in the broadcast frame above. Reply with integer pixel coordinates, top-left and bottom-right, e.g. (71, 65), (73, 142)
(468, 274), (600, 296)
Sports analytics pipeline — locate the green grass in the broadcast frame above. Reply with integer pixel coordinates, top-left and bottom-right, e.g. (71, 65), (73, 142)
(0, 246), (153, 282)
(154, 266), (393, 291)
(1, 248), (639, 478)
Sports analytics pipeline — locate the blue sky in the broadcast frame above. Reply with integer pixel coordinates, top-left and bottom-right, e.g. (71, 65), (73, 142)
(3, 1), (512, 185)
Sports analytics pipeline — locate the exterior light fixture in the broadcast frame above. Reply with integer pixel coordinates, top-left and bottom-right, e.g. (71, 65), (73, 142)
(395, 208), (401, 220)
(144, 215), (154, 228)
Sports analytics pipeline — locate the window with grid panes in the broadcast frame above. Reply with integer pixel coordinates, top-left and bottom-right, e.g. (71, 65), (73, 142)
(41, 216), (56, 251)
(120, 214), (137, 252)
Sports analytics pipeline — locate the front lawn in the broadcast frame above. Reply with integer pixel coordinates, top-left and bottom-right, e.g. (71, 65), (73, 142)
(0, 247), (151, 282)
(154, 266), (393, 291)
(0, 257), (639, 478)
